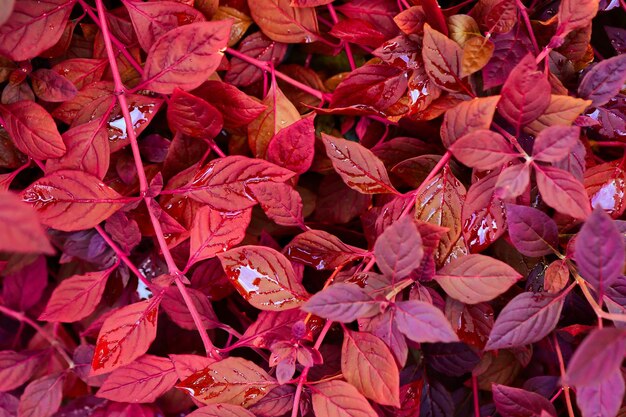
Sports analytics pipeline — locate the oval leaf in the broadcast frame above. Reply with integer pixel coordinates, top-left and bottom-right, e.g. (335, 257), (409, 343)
(394, 300), (459, 343)
(505, 204), (559, 257)
(0, 191), (53, 255)
(311, 380), (378, 417)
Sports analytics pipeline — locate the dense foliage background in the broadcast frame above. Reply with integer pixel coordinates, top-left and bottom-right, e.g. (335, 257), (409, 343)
(0, 0), (625, 416)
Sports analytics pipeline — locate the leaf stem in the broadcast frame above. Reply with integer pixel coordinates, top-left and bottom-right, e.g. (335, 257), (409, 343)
(327, 4), (356, 71)
(95, 225), (151, 288)
(553, 334), (576, 417)
(472, 373), (481, 417)
(515, 0), (540, 55)
(93, 0), (220, 359)
(0, 305), (74, 367)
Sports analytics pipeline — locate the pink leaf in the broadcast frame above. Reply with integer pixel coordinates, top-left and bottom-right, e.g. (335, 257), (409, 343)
(576, 369), (625, 417)
(17, 373), (65, 417)
(492, 384), (556, 417)
(0, 350), (48, 392)
(187, 404), (256, 417)
(534, 164), (591, 220)
(266, 116), (315, 174)
(39, 268), (113, 323)
(330, 18), (386, 48)
(532, 126), (580, 163)
(225, 32), (288, 87)
(193, 81), (267, 128)
(91, 295), (162, 375)
(285, 229), (367, 270)
(248, 0), (318, 44)
(322, 134), (398, 195)
(374, 216), (424, 281)
(161, 286), (220, 330)
(217, 246), (309, 311)
(440, 96), (500, 148)
(51, 58), (108, 91)
(142, 21), (232, 94)
(505, 204), (559, 257)
(2, 256), (47, 312)
(30, 69), (77, 102)
(21, 170), (127, 232)
(303, 283), (381, 322)
(495, 162), (531, 199)
(0, 101), (66, 159)
(170, 354), (216, 380)
(0, 192), (53, 255)
(248, 182), (304, 227)
(450, 129), (519, 170)
(167, 88), (223, 139)
(394, 300), (459, 343)
(434, 254), (522, 304)
(96, 355), (178, 403)
(557, 0), (598, 36)
(565, 328), (626, 387)
(578, 54), (626, 107)
(341, 330), (400, 406)
(310, 380), (378, 417)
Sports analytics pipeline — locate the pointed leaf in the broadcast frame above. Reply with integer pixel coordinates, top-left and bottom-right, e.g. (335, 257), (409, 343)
(576, 369), (624, 417)
(266, 116), (315, 174)
(450, 129), (518, 170)
(440, 96), (500, 147)
(302, 283), (380, 322)
(435, 254), (522, 304)
(194, 80), (267, 128)
(394, 300), (459, 343)
(161, 286), (219, 330)
(217, 246), (309, 311)
(461, 35), (494, 76)
(249, 0), (318, 43)
(167, 88), (223, 139)
(0, 350), (48, 392)
(526, 95), (591, 135)
(374, 216), (424, 281)
(578, 55), (626, 107)
(248, 182), (304, 227)
(534, 164), (591, 220)
(0, 191), (53, 255)
(422, 24), (465, 92)
(30, 69), (77, 102)
(532, 126), (580, 163)
(557, 0), (598, 36)
(506, 204), (559, 257)
(495, 163), (531, 199)
(17, 373), (65, 417)
(565, 328), (626, 387)
(492, 384), (557, 417)
(285, 229), (366, 270)
(311, 380), (378, 417)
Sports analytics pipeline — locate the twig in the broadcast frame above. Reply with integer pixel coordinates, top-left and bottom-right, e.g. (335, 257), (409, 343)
(515, 0), (540, 55)
(95, 225), (151, 288)
(553, 334), (576, 417)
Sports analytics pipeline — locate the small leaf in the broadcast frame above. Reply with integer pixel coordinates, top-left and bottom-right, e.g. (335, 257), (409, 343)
(177, 357), (277, 407)
(96, 355), (177, 403)
(322, 134), (398, 195)
(422, 24), (465, 92)
(578, 54), (626, 107)
(0, 191), (53, 255)
(21, 170), (127, 232)
(311, 380), (378, 417)
(266, 116), (315, 174)
(526, 95), (591, 135)
(461, 35), (494, 76)
(30, 69), (77, 102)
(576, 369), (625, 417)
(534, 164), (591, 220)
(395, 300), (459, 343)
(374, 216), (424, 281)
(162, 286), (219, 331)
(39, 268), (113, 323)
(143, 21), (232, 94)
(435, 254), (522, 304)
(51, 58), (108, 91)
(495, 163), (531, 199)
(544, 260), (570, 293)
(532, 126), (580, 163)
(91, 296), (162, 375)
(248, 182), (304, 227)
(341, 330), (400, 407)
(248, 0), (318, 44)
(450, 129), (518, 170)
(492, 384), (557, 417)
(17, 373), (65, 417)
(2, 257), (47, 311)
(0, 101), (66, 159)
(217, 246), (309, 311)
(0, 350), (47, 392)
(302, 283), (380, 322)
(440, 96), (500, 147)
(167, 88), (223, 139)
(485, 292), (565, 350)
(565, 328), (626, 387)
(575, 208), (625, 294)
(193, 80), (267, 128)
(505, 204), (559, 257)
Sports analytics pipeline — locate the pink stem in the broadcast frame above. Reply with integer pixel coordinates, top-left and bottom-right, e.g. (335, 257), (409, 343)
(93, 0), (220, 359)
(515, 0), (540, 55)
(401, 151), (452, 217)
(95, 225), (151, 288)
(327, 4), (356, 71)
(472, 374), (480, 417)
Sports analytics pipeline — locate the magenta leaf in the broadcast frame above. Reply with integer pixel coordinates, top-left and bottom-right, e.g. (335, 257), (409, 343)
(531, 126), (581, 163)
(302, 283), (381, 322)
(505, 204), (559, 257)
(248, 182), (304, 227)
(374, 216), (424, 281)
(394, 300), (459, 343)
(0, 191), (53, 255)
(565, 328), (626, 387)
(0, 350), (48, 392)
(575, 208), (625, 294)
(534, 164), (591, 220)
(2, 256), (47, 312)
(310, 380), (378, 417)
(485, 292), (565, 350)
(285, 229), (367, 270)
(449, 129), (519, 170)
(576, 368), (624, 417)
(187, 404), (256, 417)
(96, 355), (178, 403)
(17, 372), (65, 417)
(492, 384), (556, 417)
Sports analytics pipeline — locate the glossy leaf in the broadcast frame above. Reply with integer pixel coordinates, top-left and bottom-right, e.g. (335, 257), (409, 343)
(285, 229), (366, 270)
(422, 24), (465, 92)
(394, 300), (459, 343)
(505, 204), (559, 257)
(0, 191), (53, 255)
(248, 0), (319, 44)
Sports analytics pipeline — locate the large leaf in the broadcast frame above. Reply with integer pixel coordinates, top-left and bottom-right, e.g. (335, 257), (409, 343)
(526, 95), (591, 135)
(575, 208), (625, 294)
(21, 170), (126, 232)
(565, 328), (626, 387)
(123, 0), (205, 52)
(576, 369), (625, 417)
(505, 204), (559, 257)
(225, 32), (287, 87)
(485, 292), (565, 350)
(17, 373), (65, 417)
(143, 21), (232, 93)
(394, 300), (459, 343)
(96, 355), (177, 403)
(193, 80), (267, 128)
(578, 55), (626, 107)
(0, 350), (48, 392)
(217, 246), (309, 311)
(0, 0), (75, 61)
(91, 296), (162, 375)
(248, 0), (319, 44)
(422, 24), (465, 92)
(0, 192), (53, 255)
(440, 96), (500, 149)
(374, 216), (424, 281)
(167, 88), (223, 139)
(557, 0), (598, 36)
(0, 101), (66, 159)
(177, 357), (277, 407)
(492, 384), (556, 417)
(302, 283), (380, 322)
(184, 155), (295, 211)
(322, 134), (398, 195)
(435, 254), (522, 304)
(531, 126), (580, 163)
(311, 380), (378, 417)
(30, 69), (77, 102)
(341, 330), (400, 407)
(534, 164), (591, 220)
(449, 129), (518, 170)
(39, 268), (113, 323)
(266, 116), (315, 174)
(161, 286), (219, 331)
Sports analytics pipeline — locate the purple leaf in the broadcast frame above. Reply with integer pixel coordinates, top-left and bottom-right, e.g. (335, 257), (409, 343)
(506, 204), (559, 257)
(576, 368), (625, 417)
(374, 216), (424, 281)
(302, 283), (381, 322)
(492, 384), (556, 417)
(532, 126), (581, 163)
(565, 328), (626, 387)
(394, 300), (459, 343)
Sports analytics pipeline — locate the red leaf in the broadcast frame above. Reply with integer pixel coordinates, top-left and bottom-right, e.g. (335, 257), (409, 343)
(422, 24), (465, 92)
(39, 267), (113, 323)
(188, 206), (251, 267)
(0, 192), (53, 255)
(0, 350), (48, 392)
(557, 0), (598, 36)
(0, 101), (66, 159)
(21, 170), (126, 232)
(167, 88), (223, 139)
(315, 174), (371, 224)
(310, 380), (378, 417)
(217, 245), (309, 311)
(394, 6), (427, 35)
(362, 309), (408, 366)
(285, 229), (366, 270)
(30, 69), (77, 102)
(91, 295), (162, 375)
(225, 32), (288, 87)
(187, 404), (256, 417)
(374, 216), (424, 281)
(123, 0), (205, 51)
(534, 164), (591, 220)
(170, 354), (216, 380)
(266, 116), (315, 174)
(248, 182), (304, 227)
(330, 18), (386, 48)
(238, 310), (304, 349)
(566, 328), (626, 387)
(450, 129), (518, 170)
(177, 357), (277, 406)
(498, 54), (551, 131)
(578, 54), (626, 107)
(193, 80), (267, 128)
(248, 0), (318, 44)
(322, 134), (398, 195)
(495, 162), (531, 199)
(341, 330), (400, 407)
(96, 355), (177, 403)
(483, 24), (534, 89)
(184, 155), (295, 211)
(492, 384), (557, 417)
(505, 204), (559, 257)
(302, 283), (381, 322)
(394, 300), (459, 343)
(584, 162), (626, 217)
(18, 373), (65, 417)
(2, 256), (48, 312)
(440, 96), (500, 148)
(51, 58), (108, 91)
(485, 292), (565, 350)
(142, 21), (232, 93)
(0, 0), (75, 61)
(161, 286), (220, 330)
(434, 254), (522, 304)
(46, 119), (110, 179)
(532, 126), (580, 163)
